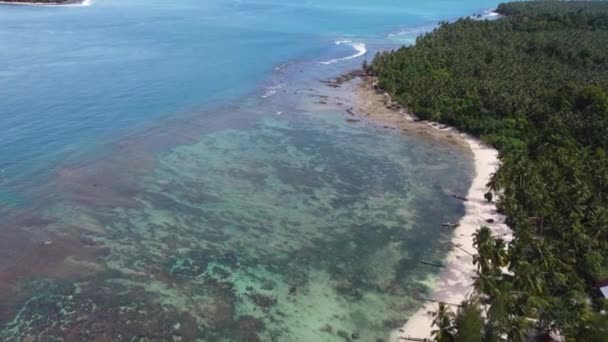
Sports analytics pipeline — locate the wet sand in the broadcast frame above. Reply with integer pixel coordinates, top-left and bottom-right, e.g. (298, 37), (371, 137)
(354, 76), (469, 150)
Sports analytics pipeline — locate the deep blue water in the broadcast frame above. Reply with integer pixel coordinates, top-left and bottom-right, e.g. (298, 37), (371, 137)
(0, 0), (499, 340)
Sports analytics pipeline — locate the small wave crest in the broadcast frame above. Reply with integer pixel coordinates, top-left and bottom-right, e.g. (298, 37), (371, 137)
(473, 8), (501, 20)
(261, 83), (286, 99)
(388, 28), (414, 37)
(387, 24), (436, 39)
(319, 40), (367, 65)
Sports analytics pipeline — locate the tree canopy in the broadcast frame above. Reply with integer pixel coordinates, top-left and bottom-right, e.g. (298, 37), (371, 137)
(368, 1), (608, 339)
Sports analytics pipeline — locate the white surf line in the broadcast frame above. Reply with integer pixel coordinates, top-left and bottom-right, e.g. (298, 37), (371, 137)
(319, 40), (367, 65)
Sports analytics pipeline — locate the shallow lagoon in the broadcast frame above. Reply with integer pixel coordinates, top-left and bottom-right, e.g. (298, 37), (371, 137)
(0, 0), (492, 340)
(1, 94), (473, 340)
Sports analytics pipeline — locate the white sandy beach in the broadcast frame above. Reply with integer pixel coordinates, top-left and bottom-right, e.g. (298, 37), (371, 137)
(349, 76), (512, 341)
(392, 136), (511, 341)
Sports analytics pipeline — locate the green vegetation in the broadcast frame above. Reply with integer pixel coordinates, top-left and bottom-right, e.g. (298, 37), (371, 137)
(368, 1), (608, 340)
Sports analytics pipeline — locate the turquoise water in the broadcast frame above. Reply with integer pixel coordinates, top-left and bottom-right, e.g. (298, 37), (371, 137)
(0, 0), (496, 340)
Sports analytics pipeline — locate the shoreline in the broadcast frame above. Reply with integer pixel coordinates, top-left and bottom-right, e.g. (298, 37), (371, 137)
(350, 75), (511, 341)
(394, 137), (510, 341)
(353, 76), (470, 150)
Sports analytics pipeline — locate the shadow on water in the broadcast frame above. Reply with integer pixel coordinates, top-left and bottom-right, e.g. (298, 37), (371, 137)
(0, 59), (473, 341)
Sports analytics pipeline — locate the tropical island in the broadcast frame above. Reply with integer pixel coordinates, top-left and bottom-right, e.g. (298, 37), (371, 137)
(359, 0), (608, 340)
(0, 0), (82, 5)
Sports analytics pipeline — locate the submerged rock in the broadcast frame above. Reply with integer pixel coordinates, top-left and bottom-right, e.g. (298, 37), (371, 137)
(235, 315), (264, 342)
(246, 291), (277, 312)
(337, 329), (350, 340)
(320, 324), (333, 334)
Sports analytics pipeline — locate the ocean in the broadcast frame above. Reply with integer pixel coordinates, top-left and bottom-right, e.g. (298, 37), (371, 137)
(0, 0), (497, 340)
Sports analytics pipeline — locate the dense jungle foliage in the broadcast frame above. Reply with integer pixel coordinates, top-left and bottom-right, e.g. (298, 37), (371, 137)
(368, 1), (608, 340)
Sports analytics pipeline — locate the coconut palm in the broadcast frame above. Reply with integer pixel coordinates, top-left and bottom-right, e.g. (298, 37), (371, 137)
(431, 302), (456, 342)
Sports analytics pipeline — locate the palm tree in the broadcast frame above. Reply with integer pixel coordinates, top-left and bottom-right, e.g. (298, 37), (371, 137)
(506, 317), (529, 342)
(431, 302), (456, 342)
(473, 270), (498, 300)
(491, 238), (509, 269)
(454, 298), (484, 342)
(473, 227), (494, 274)
(474, 278), (513, 338)
(512, 261), (545, 296)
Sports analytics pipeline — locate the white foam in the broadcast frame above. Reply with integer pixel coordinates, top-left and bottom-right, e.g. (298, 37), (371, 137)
(319, 40), (367, 65)
(387, 30), (406, 37)
(261, 83), (286, 99)
(387, 28), (421, 37)
(334, 39), (352, 45)
(474, 8), (501, 20)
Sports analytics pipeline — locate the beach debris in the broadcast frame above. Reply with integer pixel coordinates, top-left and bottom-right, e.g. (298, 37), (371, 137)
(484, 191), (493, 202)
(450, 241), (474, 256)
(346, 118), (360, 123)
(419, 260), (445, 268)
(398, 337), (431, 342)
(486, 218), (495, 223)
(346, 107), (356, 116)
(415, 296), (461, 307)
(441, 222), (459, 229)
(450, 194), (469, 201)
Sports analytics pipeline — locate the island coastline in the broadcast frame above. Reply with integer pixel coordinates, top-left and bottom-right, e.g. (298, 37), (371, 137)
(354, 76), (469, 150)
(0, 0), (86, 6)
(350, 75), (512, 341)
(393, 137), (511, 341)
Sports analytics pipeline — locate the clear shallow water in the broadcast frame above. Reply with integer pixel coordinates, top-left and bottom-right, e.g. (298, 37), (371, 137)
(0, 0), (496, 340)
